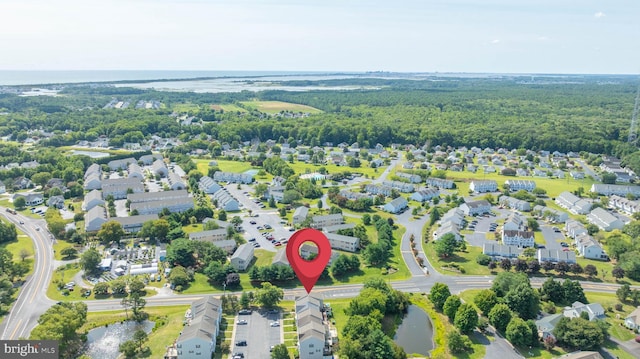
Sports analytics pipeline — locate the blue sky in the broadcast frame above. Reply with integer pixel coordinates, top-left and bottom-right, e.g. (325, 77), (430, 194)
(0, 0), (638, 73)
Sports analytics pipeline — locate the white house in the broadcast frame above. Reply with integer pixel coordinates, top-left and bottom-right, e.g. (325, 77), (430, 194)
(575, 234), (608, 260)
(609, 195), (640, 215)
(325, 232), (360, 252)
(537, 249), (576, 264)
(586, 207), (624, 231)
(296, 295), (329, 359)
(625, 306), (640, 330)
(555, 191), (592, 215)
(198, 176), (222, 194)
(211, 189), (240, 212)
(469, 180), (497, 193)
(82, 189), (104, 211)
(293, 206), (310, 225)
(213, 171), (253, 184)
(499, 196), (531, 212)
(534, 205), (569, 223)
(175, 297), (222, 359)
(505, 180), (536, 192)
(501, 230), (534, 248)
(85, 206), (108, 232)
(383, 197), (408, 214)
(565, 219), (588, 239)
(591, 184), (640, 197)
(425, 178), (454, 189)
(563, 301), (605, 321)
(460, 200), (491, 216)
(434, 221), (461, 242)
(230, 244), (254, 271)
(168, 172), (186, 191)
(410, 188), (439, 202)
(503, 212), (526, 231)
(482, 243), (522, 259)
(311, 214), (343, 229)
(189, 229), (228, 242)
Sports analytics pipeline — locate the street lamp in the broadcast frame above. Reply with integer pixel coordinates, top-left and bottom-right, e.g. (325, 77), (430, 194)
(223, 281), (227, 296)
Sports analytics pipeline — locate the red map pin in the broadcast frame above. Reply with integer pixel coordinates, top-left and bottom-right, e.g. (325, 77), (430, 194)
(286, 228), (332, 294)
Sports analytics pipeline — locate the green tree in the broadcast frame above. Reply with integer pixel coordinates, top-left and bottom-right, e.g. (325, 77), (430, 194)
(169, 266), (192, 288)
(429, 282), (451, 311)
(617, 283), (631, 302)
(133, 329), (148, 352)
(562, 279), (587, 304)
(166, 238), (196, 267)
(93, 282), (110, 295)
(30, 302), (87, 358)
(474, 289), (498, 315)
(240, 291), (251, 308)
(553, 317), (604, 350)
(60, 247), (78, 260)
(119, 340), (137, 359)
(362, 242), (390, 266)
(504, 283), (540, 320)
(79, 248), (102, 276)
(506, 317), (533, 347)
(540, 277), (564, 303)
(97, 221), (125, 245)
(343, 315), (382, 340)
(271, 343), (290, 359)
(434, 233), (458, 258)
(218, 209), (227, 221)
(443, 295), (462, 321)
(453, 303), (478, 334)
(13, 196), (26, 210)
(447, 330), (472, 354)
(362, 213), (371, 225)
(256, 282), (284, 308)
(489, 303), (513, 332)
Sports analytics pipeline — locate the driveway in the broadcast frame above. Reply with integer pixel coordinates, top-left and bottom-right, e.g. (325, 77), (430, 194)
(232, 309), (282, 358)
(470, 329), (523, 359)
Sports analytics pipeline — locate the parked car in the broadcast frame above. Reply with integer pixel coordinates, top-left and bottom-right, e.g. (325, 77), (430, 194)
(235, 340), (247, 346)
(233, 354), (245, 359)
(270, 322), (280, 327)
(264, 224), (272, 229)
(237, 319), (248, 325)
(274, 242), (282, 246)
(238, 309), (252, 315)
(249, 238), (256, 242)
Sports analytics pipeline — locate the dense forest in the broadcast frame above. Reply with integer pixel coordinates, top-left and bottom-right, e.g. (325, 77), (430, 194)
(1, 75), (640, 171)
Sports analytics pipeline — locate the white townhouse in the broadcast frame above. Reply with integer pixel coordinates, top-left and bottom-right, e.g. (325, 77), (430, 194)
(555, 191), (592, 215)
(501, 230), (535, 248)
(586, 207), (624, 232)
(460, 200), (491, 216)
(505, 179), (536, 192)
(469, 180), (498, 193)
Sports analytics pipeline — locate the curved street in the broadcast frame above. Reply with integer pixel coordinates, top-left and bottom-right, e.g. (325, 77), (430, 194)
(0, 211), (55, 340)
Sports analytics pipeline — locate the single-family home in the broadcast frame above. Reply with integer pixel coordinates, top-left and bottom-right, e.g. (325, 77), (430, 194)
(563, 301), (605, 321)
(13, 192), (44, 206)
(47, 195), (65, 209)
(230, 244), (254, 271)
(14, 177), (33, 190)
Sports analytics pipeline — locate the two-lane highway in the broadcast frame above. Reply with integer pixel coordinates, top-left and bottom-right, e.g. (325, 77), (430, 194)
(0, 211), (55, 340)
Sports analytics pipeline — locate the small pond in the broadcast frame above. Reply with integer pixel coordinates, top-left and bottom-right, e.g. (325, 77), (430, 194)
(393, 305), (434, 356)
(84, 320), (154, 359)
(71, 150), (110, 158)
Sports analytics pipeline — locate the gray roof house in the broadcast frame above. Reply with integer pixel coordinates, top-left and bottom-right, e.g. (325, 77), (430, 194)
(128, 162), (145, 180)
(482, 243), (522, 259)
(325, 232), (359, 252)
(139, 153), (163, 165)
(175, 296), (222, 359)
(82, 189), (105, 211)
(168, 172), (186, 190)
(555, 191), (592, 215)
(293, 206), (310, 225)
(211, 190), (240, 212)
(311, 214), (343, 229)
(383, 197), (408, 214)
(152, 159), (169, 177)
(130, 196), (194, 215)
(230, 244), (254, 271)
(198, 176), (221, 194)
(563, 301), (605, 321)
(111, 214), (158, 233)
(108, 157), (136, 171)
(47, 195), (65, 209)
(83, 173), (102, 190)
(85, 206), (108, 232)
(101, 178), (144, 199)
(127, 189), (189, 203)
(272, 249), (289, 266)
(625, 306), (640, 330)
(586, 207), (624, 232)
(460, 200), (491, 216)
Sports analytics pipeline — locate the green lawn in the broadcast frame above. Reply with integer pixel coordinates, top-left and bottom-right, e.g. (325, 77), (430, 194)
(210, 103), (248, 113)
(2, 232), (34, 276)
(254, 249), (275, 267)
(585, 292), (638, 341)
(82, 305), (190, 358)
(194, 159), (257, 175)
(288, 161), (380, 179)
(53, 240), (77, 260)
(46, 264), (86, 301)
(239, 100), (322, 114)
(435, 168), (595, 199)
(423, 243), (494, 276)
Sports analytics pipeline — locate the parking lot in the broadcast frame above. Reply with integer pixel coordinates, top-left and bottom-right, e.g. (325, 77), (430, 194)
(223, 184), (296, 252)
(539, 224), (565, 250)
(232, 309), (282, 358)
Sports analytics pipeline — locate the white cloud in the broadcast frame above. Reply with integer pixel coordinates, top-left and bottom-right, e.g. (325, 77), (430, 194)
(594, 11), (606, 18)
(491, 39), (500, 44)
(537, 36), (549, 41)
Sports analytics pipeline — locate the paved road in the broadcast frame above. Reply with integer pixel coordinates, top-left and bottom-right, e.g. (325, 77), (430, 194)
(575, 159), (601, 182)
(0, 211), (56, 340)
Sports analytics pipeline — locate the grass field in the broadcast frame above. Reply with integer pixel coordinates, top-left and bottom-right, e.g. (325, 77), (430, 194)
(423, 243), (496, 277)
(240, 100), (322, 114)
(82, 305), (190, 358)
(194, 159), (257, 175)
(210, 104), (248, 113)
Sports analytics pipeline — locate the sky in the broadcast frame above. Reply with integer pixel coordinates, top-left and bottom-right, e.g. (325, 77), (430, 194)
(0, 0), (638, 74)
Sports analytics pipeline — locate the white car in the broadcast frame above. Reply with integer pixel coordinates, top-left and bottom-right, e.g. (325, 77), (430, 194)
(270, 322), (280, 327)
